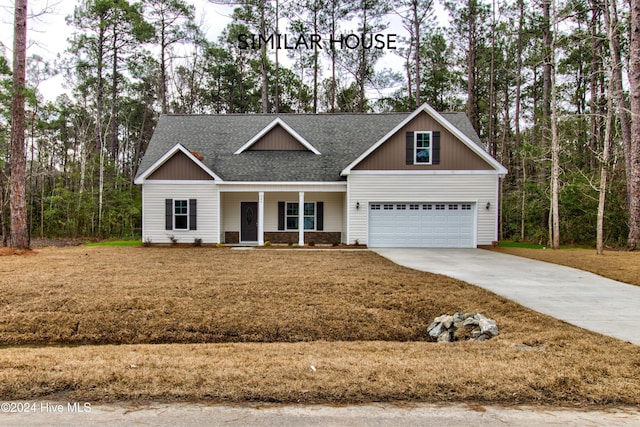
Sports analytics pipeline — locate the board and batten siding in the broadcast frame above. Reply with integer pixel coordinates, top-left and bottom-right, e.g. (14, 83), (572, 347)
(143, 183), (218, 244)
(247, 125), (307, 151)
(347, 173), (499, 246)
(147, 150), (215, 180)
(353, 111), (493, 171)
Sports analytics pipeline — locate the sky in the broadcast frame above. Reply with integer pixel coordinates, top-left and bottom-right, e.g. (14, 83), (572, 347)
(0, 0), (235, 100)
(0, 0), (440, 103)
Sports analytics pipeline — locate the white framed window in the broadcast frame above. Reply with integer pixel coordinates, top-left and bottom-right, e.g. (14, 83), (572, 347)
(383, 204), (394, 210)
(286, 202), (315, 230)
(174, 199), (189, 230)
(435, 204), (445, 210)
(414, 131), (432, 164)
(409, 204), (419, 210)
(461, 204), (472, 210)
(371, 204), (381, 210)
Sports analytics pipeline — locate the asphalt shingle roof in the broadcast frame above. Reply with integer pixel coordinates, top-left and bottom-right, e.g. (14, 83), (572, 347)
(137, 112), (485, 182)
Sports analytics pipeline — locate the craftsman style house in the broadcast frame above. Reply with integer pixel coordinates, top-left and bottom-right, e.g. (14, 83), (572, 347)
(134, 103), (507, 247)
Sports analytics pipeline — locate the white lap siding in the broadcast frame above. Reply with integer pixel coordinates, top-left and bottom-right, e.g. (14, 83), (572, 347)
(142, 183), (218, 244)
(221, 191), (344, 235)
(347, 173), (499, 246)
(261, 192), (343, 233)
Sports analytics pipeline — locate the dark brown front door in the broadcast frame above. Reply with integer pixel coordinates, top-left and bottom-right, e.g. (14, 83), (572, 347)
(241, 202), (258, 242)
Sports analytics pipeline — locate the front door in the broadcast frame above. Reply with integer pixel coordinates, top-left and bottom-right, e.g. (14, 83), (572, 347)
(240, 202), (258, 242)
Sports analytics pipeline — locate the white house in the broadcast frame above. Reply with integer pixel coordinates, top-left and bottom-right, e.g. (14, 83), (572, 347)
(134, 103), (508, 247)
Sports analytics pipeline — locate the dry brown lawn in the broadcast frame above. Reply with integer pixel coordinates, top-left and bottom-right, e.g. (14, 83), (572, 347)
(0, 246), (638, 406)
(488, 247), (640, 287)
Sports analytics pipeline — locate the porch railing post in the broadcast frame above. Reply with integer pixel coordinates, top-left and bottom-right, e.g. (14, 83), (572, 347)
(298, 191), (304, 246)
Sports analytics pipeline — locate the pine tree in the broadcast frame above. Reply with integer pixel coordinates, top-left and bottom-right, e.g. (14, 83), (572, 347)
(10, 0), (29, 249)
(628, 0), (640, 249)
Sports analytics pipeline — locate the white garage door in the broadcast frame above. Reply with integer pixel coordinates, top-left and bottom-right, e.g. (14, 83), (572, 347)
(368, 203), (475, 248)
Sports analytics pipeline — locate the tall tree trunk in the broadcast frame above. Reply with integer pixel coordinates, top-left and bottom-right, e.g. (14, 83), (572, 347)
(629, 0), (640, 249)
(312, 6), (319, 113)
(329, 17), (337, 113)
(550, 0), (560, 249)
(542, 0), (552, 121)
(275, 0), (280, 113)
(605, 0), (633, 214)
(516, 0), (525, 241)
(521, 157), (527, 241)
(98, 138), (105, 236)
(405, 52), (413, 109)
(260, 0), (269, 113)
(598, 0), (620, 254)
(111, 25), (119, 161)
(10, 0), (29, 250)
(488, 0), (496, 157)
(413, 0), (421, 107)
(39, 173), (44, 238)
(541, 0), (555, 246)
(597, 76), (614, 255)
(95, 23), (106, 235)
(589, 2), (600, 171)
(96, 25), (106, 151)
(358, 5), (369, 113)
(1, 181), (7, 246)
(160, 19), (168, 114)
(466, 0), (478, 131)
(329, 4), (338, 113)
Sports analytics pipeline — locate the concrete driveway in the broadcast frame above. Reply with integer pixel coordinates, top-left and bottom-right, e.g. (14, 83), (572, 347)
(372, 248), (640, 346)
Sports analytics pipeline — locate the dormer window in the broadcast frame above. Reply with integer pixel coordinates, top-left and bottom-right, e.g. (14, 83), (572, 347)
(415, 131), (432, 164)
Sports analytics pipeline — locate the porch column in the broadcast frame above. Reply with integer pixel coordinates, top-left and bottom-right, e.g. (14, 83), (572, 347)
(298, 191), (305, 246)
(258, 191), (264, 245)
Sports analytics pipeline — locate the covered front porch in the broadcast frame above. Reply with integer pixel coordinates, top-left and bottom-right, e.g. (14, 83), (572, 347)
(218, 183), (347, 246)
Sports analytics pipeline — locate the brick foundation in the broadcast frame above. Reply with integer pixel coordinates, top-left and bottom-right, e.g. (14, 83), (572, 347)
(224, 231), (341, 245)
(224, 232), (240, 244)
(264, 231), (341, 245)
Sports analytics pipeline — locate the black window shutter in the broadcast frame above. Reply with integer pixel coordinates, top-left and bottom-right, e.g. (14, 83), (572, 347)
(406, 131), (414, 165)
(165, 199), (173, 230)
(316, 202), (324, 231)
(189, 199), (197, 230)
(433, 131), (441, 164)
(278, 202), (285, 230)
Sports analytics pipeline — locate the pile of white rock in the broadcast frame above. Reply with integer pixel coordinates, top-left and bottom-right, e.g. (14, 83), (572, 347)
(427, 312), (499, 342)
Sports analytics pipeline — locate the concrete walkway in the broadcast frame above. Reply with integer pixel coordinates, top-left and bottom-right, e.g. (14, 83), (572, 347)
(372, 248), (640, 345)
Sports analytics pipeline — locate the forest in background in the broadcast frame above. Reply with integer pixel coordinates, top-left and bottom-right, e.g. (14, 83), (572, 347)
(1, 0), (639, 248)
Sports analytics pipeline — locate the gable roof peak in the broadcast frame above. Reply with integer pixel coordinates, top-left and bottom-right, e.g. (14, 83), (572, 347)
(234, 117), (321, 155)
(340, 102), (507, 176)
(133, 143), (222, 184)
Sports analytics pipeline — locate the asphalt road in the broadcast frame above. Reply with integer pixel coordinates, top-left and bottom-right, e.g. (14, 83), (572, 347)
(2, 402), (640, 426)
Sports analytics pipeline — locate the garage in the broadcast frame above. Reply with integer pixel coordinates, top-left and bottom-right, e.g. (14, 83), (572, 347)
(368, 202), (476, 248)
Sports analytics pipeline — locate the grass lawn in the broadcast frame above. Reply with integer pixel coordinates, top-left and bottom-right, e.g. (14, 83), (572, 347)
(489, 244), (640, 287)
(0, 246), (638, 405)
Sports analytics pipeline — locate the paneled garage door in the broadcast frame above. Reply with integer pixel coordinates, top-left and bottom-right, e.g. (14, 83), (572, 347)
(368, 202), (476, 248)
